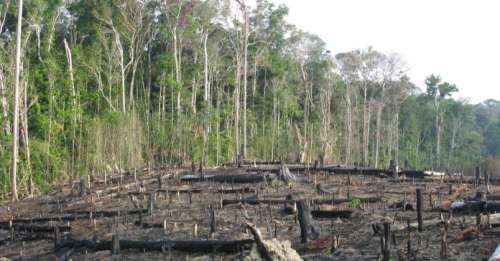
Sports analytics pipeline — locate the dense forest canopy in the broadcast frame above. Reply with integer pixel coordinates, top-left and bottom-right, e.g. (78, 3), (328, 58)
(0, 0), (498, 199)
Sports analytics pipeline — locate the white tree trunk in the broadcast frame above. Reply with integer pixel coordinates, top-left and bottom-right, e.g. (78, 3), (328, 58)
(242, 9), (249, 159)
(11, 0), (24, 201)
(0, 69), (10, 134)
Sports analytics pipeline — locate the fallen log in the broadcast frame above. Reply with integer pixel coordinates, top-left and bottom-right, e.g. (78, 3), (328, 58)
(0, 223), (71, 233)
(242, 160), (282, 165)
(222, 198), (290, 206)
(388, 201), (415, 211)
(64, 209), (148, 217)
(129, 187), (256, 196)
(378, 214), (500, 235)
(0, 209), (148, 225)
(0, 234), (53, 246)
(55, 238), (254, 253)
(450, 200), (500, 214)
(316, 184), (334, 195)
(313, 197), (382, 205)
(310, 210), (353, 219)
(181, 174), (273, 183)
(222, 196), (382, 206)
(63, 173), (174, 208)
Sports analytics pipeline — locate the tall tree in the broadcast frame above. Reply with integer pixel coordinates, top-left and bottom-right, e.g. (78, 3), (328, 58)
(11, 0), (24, 201)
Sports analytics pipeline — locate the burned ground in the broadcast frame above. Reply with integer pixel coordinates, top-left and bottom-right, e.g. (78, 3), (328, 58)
(0, 164), (498, 260)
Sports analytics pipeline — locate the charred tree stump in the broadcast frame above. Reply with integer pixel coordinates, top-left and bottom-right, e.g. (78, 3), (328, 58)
(416, 188), (423, 232)
(148, 193), (155, 216)
(475, 166), (480, 187)
(157, 176), (163, 189)
(485, 171), (490, 193)
(79, 177), (87, 197)
(297, 200), (319, 243)
(210, 206), (216, 238)
(54, 226), (60, 251)
(406, 218), (411, 255)
(383, 223), (391, 261)
(112, 234), (120, 255)
(440, 213), (450, 259)
(191, 161), (196, 175)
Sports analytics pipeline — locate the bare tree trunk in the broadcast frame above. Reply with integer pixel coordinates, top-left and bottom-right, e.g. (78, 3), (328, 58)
(345, 84), (352, 165)
(0, 2), (9, 135)
(0, 1), (10, 35)
(271, 80), (277, 161)
(203, 33), (209, 102)
(173, 26), (182, 126)
(362, 85), (369, 166)
(242, 8), (249, 159)
(366, 102), (372, 165)
(191, 52), (198, 113)
(394, 110), (400, 164)
(234, 53), (241, 160)
(374, 82), (386, 168)
(448, 119), (460, 168)
(0, 69), (10, 134)
(202, 32), (210, 172)
(299, 63), (310, 163)
(11, 0), (23, 201)
(319, 81), (332, 165)
(114, 32), (126, 113)
(63, 39), (77, 177)
(21, 79), (31, 196)
(216, 82), (220, 165)
(129, 60), (139, 108)
(432, 95), (441, 169)
(436, 109), (442, 169)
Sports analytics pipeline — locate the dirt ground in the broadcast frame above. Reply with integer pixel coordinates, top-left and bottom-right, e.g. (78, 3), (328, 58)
(0, 165), (498, 260)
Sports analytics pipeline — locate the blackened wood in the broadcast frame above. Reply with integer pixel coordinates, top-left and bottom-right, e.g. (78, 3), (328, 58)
(112, 234), (120, 255)
(0, 223), (70, 233)
(416, 188), (423, 232)
(1, 209), (148, 225)
(222, 196), (381, 206)
(297, 200), (319, 243)
(297, 200), (310, 243)
(210, 207), (216, 235)
(310, 210), (353, 219)
(54, 226), (60, 251)
(181, 174), (271, 183)
(406, 219), (411, 255)
(157, 176), (163, 189)
(55, 238), (253, 253)
(383, 223), (391, 261)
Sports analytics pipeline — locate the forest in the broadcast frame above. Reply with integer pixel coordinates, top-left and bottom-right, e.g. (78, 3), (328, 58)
(0, 0), (499, 200)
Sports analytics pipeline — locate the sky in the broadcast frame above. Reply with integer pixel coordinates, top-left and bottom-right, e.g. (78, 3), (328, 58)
(269, 0), (500, 104)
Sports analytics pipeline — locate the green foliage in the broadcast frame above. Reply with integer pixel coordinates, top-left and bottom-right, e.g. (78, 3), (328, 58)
(0, 0), (498, 200)
(348, 198), (362, 208)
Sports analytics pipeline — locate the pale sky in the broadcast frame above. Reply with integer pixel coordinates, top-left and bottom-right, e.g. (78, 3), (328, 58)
(270, 0), (500, 104)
